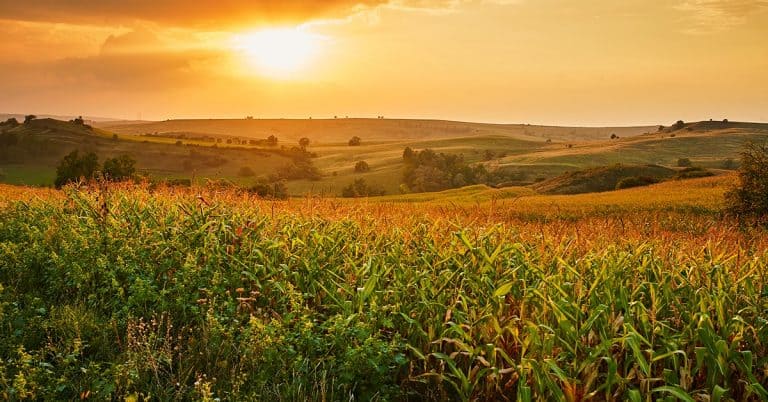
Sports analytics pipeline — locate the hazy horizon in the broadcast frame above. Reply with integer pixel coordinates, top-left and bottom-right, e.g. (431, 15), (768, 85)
(1, 1), (766, 126)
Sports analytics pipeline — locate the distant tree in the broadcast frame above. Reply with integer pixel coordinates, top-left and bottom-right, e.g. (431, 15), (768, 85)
(348, 136), (362, 146)
(73, 116), (85, 125)
(483, 150), (495, 161)
(341, 178), (385, 198)
(354, 160), (370, 173)
(727, 141), (768, 224)
(54, 150), (99, 188)
(3, 118), (19, 126)
(299, 137), (310, 149)
(112, 134), (119, 141)
(545, 139), (552, 143)
(266, 135), (278, 146)
(238, 166), (256, 177)
(250, 180), (288, 200)
(610, 133), (618, 139)
(677, 158), (692, 167)
(672, 120), (685, 130)
(102, 154), (136, 181)
(226, 139), (232, 144)
(723, 118), (729, 123)
(403, 147), (415, 161)
(722, 158), (737, 170)
(24, 115), (36, 124)
(658, 125), (665, 132)
(175, 140), (183, 146)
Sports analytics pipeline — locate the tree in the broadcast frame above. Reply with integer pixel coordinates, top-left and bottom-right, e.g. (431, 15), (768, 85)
(354, 160), (370, 173)
(54, 150), (99, 188)
(3, 118), (19, 126)
(102, 154), (136, 181)
(672, 120), (685, 130)
(677, 158), (692, 167)
(299, 137), (310, 150)
(341, 178), (385, 198)
(610, 133), (618, 139)
(250, 180), (289, 200)
(727, 142), (768, 224)
(266, 135), (278, 146)
(348, 136), (362, 146)
(24, 115), (36, 124)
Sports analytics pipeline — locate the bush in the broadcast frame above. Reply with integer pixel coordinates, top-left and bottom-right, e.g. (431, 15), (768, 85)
(238, 166), (256, 177)
(354, 161), (370, 173)
(341, 179), (385, 198)
(54, 150), (99, 188)
(103, 155), (136, 181)
(250, 180), (289, 199)
(675, 167), (714, 179)
(615, 176), (659, 190)
(677, 158), (692, 167)
(672, 120), (685, 130)
(348, 136), (361, 146)
(727, 141), (768, 223)
(722, 158), (737, 170)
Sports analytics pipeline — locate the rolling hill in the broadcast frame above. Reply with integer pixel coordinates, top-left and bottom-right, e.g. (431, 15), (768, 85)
(2, 117), (767, 196)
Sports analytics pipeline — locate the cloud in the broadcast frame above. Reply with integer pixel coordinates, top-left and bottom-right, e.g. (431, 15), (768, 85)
(676, 0), (768, 33)
(0, 1), (392, 28)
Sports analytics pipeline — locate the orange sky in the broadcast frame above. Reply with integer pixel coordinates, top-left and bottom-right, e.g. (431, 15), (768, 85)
(0, 0), (766, 126)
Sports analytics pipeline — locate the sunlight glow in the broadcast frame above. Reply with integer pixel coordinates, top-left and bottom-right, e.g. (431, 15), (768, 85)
(232, 28), (323, 78)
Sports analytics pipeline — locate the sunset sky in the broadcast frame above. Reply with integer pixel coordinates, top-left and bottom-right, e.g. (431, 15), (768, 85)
(0, 0), (766, 126)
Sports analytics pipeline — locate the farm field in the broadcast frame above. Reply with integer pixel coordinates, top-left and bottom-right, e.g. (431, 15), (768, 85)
(1, 174), (766, 400)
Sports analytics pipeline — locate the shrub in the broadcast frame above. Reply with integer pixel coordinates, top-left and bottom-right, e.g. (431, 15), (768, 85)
(677, 158), (692, 167)
(615, 176), (659, 190)
(676, 167), (714, 179)
(250, 180), (289, 199)
(103, 155), (136, 181)
(354, 161), (370, 173)
(672, 120), (685, 130)
(54, 150), (99, 188)
(341, 178), (385, 197)
(238, 166), (256, 177)
(727, 141), (768, 224)
(722, 158), (737, 170)
(299, 137), (310, 149)
(348, 136), (361, 146)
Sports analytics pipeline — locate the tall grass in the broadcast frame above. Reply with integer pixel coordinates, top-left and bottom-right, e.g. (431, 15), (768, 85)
(0, 180), (766, 400)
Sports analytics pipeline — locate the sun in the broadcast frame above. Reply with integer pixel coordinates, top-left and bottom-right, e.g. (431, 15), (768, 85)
(232, 28), (323, 78)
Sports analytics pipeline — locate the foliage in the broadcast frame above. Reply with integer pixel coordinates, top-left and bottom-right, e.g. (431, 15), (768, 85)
(354, 160), (370, 173)
(672, 120), (685, 130)
(23, 115), (36, 124)
(727, 141), (768, 224)
(348, 136), (361, 146)
(675, 167), (714, 179)
(677, 158), (692, 167)
(103, 155), (136, 181)
(402, 147), (488, 192)
(341, 178), (385, 197)
(237, 166), (256, 177)
(0, 181), (765, 400)
(54, 150), (99, 188)
(615, 176), (658, 190)
(722, 158), (737, 170)
(299, 137), (310, 150)
(250, 180), (289, 199)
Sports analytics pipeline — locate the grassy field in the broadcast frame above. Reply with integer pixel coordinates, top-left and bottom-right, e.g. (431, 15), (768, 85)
(2, 118), (767, 198)
(1, 175), (767, 400)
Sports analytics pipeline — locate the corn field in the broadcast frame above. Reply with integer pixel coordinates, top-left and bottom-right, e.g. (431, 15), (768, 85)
(0, 179), (766, 401)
